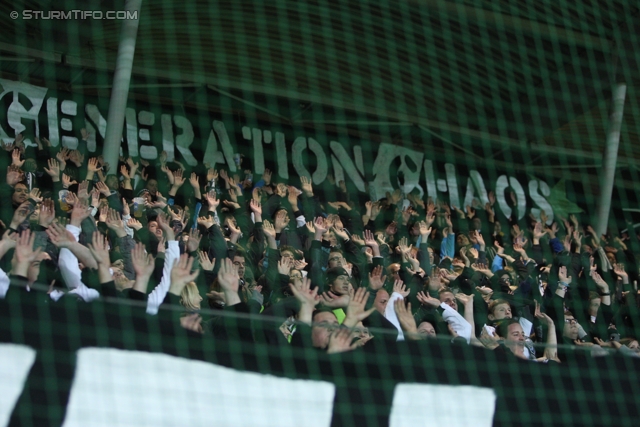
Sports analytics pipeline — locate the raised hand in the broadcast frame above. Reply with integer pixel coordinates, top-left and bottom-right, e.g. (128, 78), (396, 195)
(13, 230), (42, 271)
(197, 215), (215, 229)
(46, 222), (76, 249)
(70, 200), (92, 227)
(613, 263), (627, 279)
(454, 292), (474, 307)
(6, 165), (24, 186)
(204, 189), (219, 211)
(300, 175), (313, 196)
(479, 326), (500, 350)
(186, 228), (201, 253)
(278, 257), (293, 276)
(327, 328), (358, 354)
(156, 212), (175, 240)
(289, 276), (318, 308)
(189, 172), (200, 189)
(10, 202), (31, 228)
(533, 222), (547, 242)
(416, 291), (441, 308)
(394, 299), (419, 337)
(350, 234), (365, 246)
(62, 173), (77, 189)
(294, 257), (308, 270)
(95, 181), (111, 197)
(558, 266), (572, 284)
(343, 287), (376, 327)
(418, 220), (432, 239)
(321, 291), (350, 309)
(27, 188), (42, 204)
(392, 280), (410, 298)
(287, 185), (299, 207)
(86, 157), (100, 173)
(274, 210), (290, 233)
(43, 158), (60, 179)
(332, 225), (349, 242)
(97, 205), (108, 223)
(105, 208), (126, 236)
(363, 229), (379, 248)
(262, 220), (276, 240)
(84, 231), (110, 267)
(534, 300), (554, 327)
(368, 265), (386, 290)
(74, 181), (89, 201)
(217, 257), (241, 306)
(385, 221), (398, 237)
(38, 199), (56, 228)
(471, 263), (493, 277)
(172, 169), (186, 188)
(168, 254), (200, 296)
(198, 250), (215, 271)
(160, 163), (174, 185)
(249, 198), (262, 215)
(11, 148), (24, 167)
(127, 218), (143, 231)
(313, 216), (328, 239)
(207, 168), (218, 182)
(131, 242), (155, 279)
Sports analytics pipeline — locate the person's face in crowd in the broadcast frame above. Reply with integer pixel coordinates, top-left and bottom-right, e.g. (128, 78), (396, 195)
(275, 183), (287, 197)
(410, 222), (421, 237)
(439, 291), (458, 311)
(105, 175), (119, 191)
(69, 149), (83, 165)
(289, 269), (302, 282)
(147, 221), (164, 238)
(324, 231), (337, 247)
(627, 340), (639, 351)
(589, 297), (601, 317)
(472, 218), (482, 231)
(328, 251), (345, 268)
(417, 321), (436, 338)
(329, 275), (350, 296)
(12, 183), (29, 205)
(281, 250), (294, 261)
(30, 203), (41, 223)
(563, 315), (579, 340)
(499, 274), (513, 288)
(355, 322), (371, 343)
(147, 179), (158, 195)
(504, 323), (526, 354)
(374, 289), (390, 314)
(111, 266), (131, 291)
(186, 283), (202, 310)
(489, 303), (512, 321)
(457, 234), (470, 247)
(606, 252), (616, 265)
(233, 255), (246, 278)
(311, 311), (339, 349)
(388, 263), (401, 281)
(428, 247), (435, 264)
(140, 190), (152, 203)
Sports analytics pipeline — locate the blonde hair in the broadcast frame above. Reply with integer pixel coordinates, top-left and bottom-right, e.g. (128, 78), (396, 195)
(180, 282), (201, 311)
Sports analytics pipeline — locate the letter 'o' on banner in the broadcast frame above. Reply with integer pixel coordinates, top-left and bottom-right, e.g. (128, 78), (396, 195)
(0, 344), (36, 427)
(389, 383), (496, 427)
(62, 348), (336, 427)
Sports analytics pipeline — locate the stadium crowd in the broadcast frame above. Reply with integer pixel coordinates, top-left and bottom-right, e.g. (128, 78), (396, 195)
(1, 131), (639, 361)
